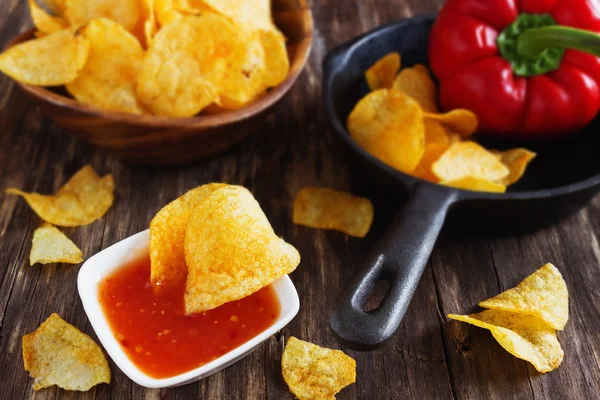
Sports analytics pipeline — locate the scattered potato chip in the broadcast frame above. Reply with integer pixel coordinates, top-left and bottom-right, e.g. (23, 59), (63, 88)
(441, 176), (506, 193)
(365, 52), (401, 90)
(64, 0), (142, 33)
(22, 313), (110, 391)
(413, 120), (451, 182)
(492, 148), (537, 186)
(200, 0), (275, 32)
(424, 109), (478, 137)
(29, 0), (69, 34)
(393, 66), (438, 112)
(0, 27), (89, 86)
(448, 310), (563, 373)
(137, 14), (240, 116)
(149, 183), (226, 288)
(6, 165), (114, 227)
(282, 337), (356, 400)
(479, 263), (568, 330)
(347, 89), (425, 173)
(30, 223), (83, 265)
(432, 141), (509, 183)
(293, 186), (374, 238)
(66, 18), (145, 114)
(184, 185), (300, 314)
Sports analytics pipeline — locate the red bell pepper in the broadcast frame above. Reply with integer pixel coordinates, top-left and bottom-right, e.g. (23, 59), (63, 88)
(429, 0), (600, 138)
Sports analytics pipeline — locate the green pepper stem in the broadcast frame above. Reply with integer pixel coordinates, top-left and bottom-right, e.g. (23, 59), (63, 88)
(518, 26), (600, 59)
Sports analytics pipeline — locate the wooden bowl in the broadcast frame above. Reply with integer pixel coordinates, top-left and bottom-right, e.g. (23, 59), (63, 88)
(5, 0), (313, 165)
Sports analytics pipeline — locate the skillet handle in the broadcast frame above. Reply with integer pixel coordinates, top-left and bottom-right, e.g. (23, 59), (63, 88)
(330, 183), (457, 351)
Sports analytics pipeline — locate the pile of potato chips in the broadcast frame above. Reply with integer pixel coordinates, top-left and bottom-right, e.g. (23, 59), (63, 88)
(6, 165), (114, 266)
(449, 263), (568, 373)
(347, 52), (536, 193)
(0, 0), (289, 117)
(150, 183), (300, 314)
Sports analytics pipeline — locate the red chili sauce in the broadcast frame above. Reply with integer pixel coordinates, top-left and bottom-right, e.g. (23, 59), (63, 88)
(98, 256), (280, 378)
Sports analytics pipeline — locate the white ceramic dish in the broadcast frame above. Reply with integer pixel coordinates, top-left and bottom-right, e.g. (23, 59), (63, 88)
(77, 229), (300, 389)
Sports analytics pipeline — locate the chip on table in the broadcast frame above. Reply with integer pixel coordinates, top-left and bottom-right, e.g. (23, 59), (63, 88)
(293, 186), (374, 238)
(282, 337), (356, 400)
(30, 223), (83, 265)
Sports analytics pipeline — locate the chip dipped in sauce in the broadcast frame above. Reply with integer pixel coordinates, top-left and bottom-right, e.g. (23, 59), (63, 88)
(98, 255), (280, 379)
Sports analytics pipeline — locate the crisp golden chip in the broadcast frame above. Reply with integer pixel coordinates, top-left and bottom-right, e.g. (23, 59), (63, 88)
(137, 14), (240, 117)
(142, 0), (157, 47)
(0, 27), (89, 86)
(413, 120), (451, 182)
(441, 176), (506, 193)
(448, 310), (563, 373)
(392, 66), (438, 112)
(282, 337), (356, 400)
(365, 52), (401, 91)
(155, 0), (186, 26)
(29, 0), (69, 34)
(217, 29), (289, 109)
(200, 0), (275, 32)
(492, 148), (537, 186)
(22, 313), (110, 391)
(30, 223), (83, 265)
(293, 186), (374, 238)
(149, 183), (226, 288)
(479, 264), (568, 330)
(424, 109), (478, 137)
(184, 185), (300, 314)
(413, 63), (431, 78)
(347, 89), (425, 173)
(64, 0), (142, 33)
(6, 165), (114, 227)
(432, 141), (509, 183)
(66, 18), (145, 114)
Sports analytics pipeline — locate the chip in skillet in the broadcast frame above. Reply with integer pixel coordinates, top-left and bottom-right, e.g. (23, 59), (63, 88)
(22, 313), (110, 391)
(282, 337), (356, 400)
(424, 109), (478, 138)
(441, 176), (506, 193)
(0, 27), (89, 86)
(432, 141), (509, 183)
(66, 18), (145, 114)
(413, 119), (451, 182)
(29, 0), (69, 34)
(492, 148), (537, 186)
(347, 88), (425, 174)
(392, 66), (438, 112)
(6, 165), (114, 227)
(448, 310), (563, 373)
(293, 186), (374, 238)
(365, 52), (401, 91)
(184, 185), (300, 314)
(64, 0), (142, 33)
(30, 223), (83, 265)
(149, 183), (226, 288)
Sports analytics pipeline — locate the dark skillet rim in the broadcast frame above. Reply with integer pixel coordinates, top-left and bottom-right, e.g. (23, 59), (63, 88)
(322, 14), (600, 201)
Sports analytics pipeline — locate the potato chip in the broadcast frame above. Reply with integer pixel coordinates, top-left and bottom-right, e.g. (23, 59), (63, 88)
(155, 0), (186, 26)
(29, 0), (69, 34)
(137, 14), (240, 117)
(413, 63), (431, 78)
(149, 183), (226, 288)
(199, 0), (275, 32)
(22, 313), (110, 391)
(347, 89), (425, 173)
(448, 310), (563, 373)
(30, 223), (83, 265)
(142, 0), (157, 47)
(392, 66), (438, 112)
(282, 337), (356, 400)
(479, 263), (568, 330)
(424, 109), (478, 137)
(0, 27), (89, 86)
(413, 120), (451, 182)
(43, 0), (67, 16)
(6, 165), (114, 227)
(66, 18), (145, 114)
(293, 186), (374, 238)
(184, 185), (300, 314)
(432, 141), (509, 183)
(492, 148), (537, 186)
(64, 0), (142, 33)
(441, 176), (506, 193)
(365, 52), (401, 91)
(218, 29), (289, 109)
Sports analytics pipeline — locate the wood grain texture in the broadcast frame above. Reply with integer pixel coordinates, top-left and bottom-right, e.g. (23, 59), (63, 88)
(0, 0), (599, 399)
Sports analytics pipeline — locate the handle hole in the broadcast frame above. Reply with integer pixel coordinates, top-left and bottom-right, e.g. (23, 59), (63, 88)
(362, 280), (390, 312)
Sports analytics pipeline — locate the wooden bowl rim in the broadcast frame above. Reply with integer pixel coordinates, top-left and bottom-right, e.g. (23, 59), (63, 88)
(5, 8), (313, 128)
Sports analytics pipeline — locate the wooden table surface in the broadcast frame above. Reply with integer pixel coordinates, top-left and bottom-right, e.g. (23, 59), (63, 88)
(1, 0), (600, 399)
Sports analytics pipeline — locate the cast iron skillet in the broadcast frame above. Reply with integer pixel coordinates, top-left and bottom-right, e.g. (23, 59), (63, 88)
(323, 15), (600, 351)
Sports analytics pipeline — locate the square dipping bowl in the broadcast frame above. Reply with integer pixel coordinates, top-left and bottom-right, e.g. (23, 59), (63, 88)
(77, 230), (300, 388)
